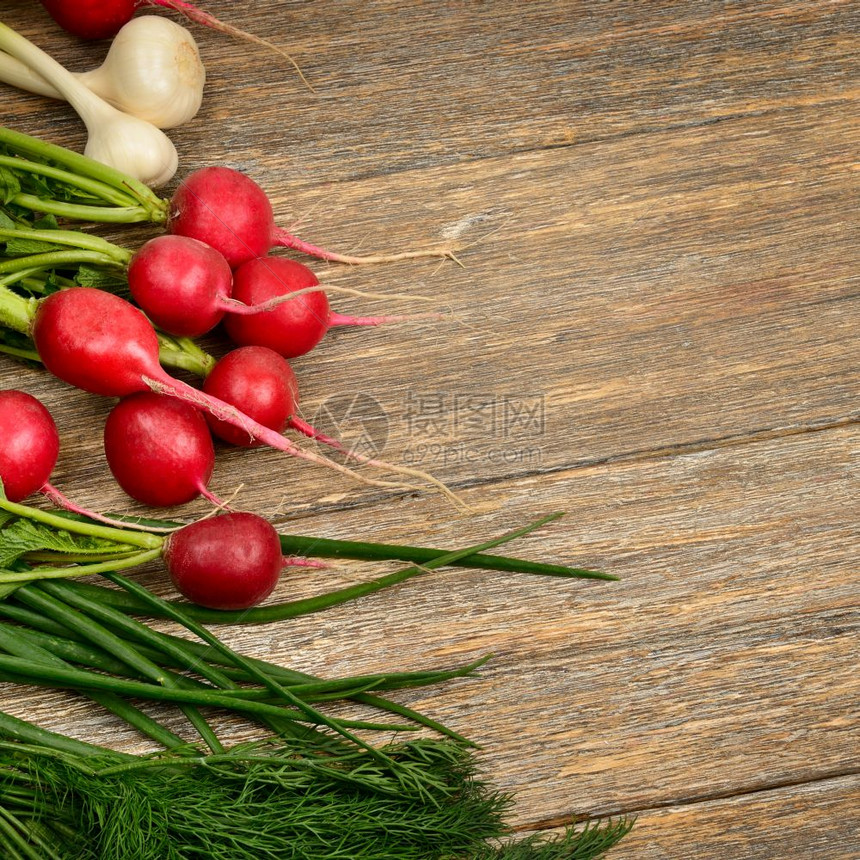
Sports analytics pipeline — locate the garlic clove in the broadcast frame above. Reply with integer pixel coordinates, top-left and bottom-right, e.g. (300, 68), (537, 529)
(79, 16), (205, 130)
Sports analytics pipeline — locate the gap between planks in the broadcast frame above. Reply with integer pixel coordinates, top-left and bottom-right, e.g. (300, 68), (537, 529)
(519, 767), (860, 832)
(270, 412), (860, 527)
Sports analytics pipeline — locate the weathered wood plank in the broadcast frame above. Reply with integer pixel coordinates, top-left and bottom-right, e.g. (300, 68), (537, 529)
(4, 1), (856, 183)
(525, 775), (860, 860)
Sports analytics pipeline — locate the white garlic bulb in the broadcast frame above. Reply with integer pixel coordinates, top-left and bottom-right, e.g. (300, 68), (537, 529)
(79, 17), (205, 129)
(83, 110), (179, 189)
(0, 16), (205, 129)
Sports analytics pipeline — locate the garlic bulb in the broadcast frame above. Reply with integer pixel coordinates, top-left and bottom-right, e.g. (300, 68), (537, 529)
(0, 22), (178, 187)
(80, 17), (205, 129)
(0, 16), (205, 129)
(82, 110), (179, 189)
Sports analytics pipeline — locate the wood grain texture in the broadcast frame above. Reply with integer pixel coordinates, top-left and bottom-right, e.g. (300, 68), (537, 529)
(0, 1), (857, 858)
(7, 1), (857, 183)
(527, 775), (860, 859)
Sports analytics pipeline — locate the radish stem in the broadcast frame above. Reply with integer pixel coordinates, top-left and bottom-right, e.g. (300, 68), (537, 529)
(0, 225), (132, 263)
(0, 126), (167, 218)
(0, 549), (163, 584)
(0, 154), (144, 209)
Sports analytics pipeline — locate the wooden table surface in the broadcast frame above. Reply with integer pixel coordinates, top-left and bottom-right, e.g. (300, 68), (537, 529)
(1, 1), (858, 857)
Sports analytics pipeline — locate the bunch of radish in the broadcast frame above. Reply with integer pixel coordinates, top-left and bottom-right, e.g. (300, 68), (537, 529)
(0, 8), (464, 612)
(0, 234), (460, 606)
(0, 185), (458, 517)
(0, 388), (308, 609)
(29, 286), (458, 504)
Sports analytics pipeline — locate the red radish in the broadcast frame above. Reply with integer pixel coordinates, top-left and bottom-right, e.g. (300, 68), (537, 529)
(30, 288), (449, 499)
(201, 345), (369, 453)
(0, 388), (175, 531)
(202, 347), (298, 448)
(103, 392), (221, 507)
(199, 346), (456, 505)
(126, 236), (427, 341)
(201, 345), (353, 451)
(127, 235), (235, 338)
(32, 287), (165, 398)
(169, 166), (456, 270)
(224, 256), (431, 359)
(0, 389), (59, 502)
(224, 257), (328, 357)
(163, 511), (283, 609)
(39, 0), (136, 40)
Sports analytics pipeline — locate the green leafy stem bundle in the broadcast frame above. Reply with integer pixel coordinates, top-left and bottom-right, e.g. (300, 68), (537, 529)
(0, 503), (632, 858)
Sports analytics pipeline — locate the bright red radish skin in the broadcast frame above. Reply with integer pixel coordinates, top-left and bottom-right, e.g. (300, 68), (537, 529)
(0, 389), (59, 502)
(163, 512), (284, 609)
(32, 287), (166, 398)
(202, 346), (298, 447)
(225, 257), (330, 358)
(169, 167), (275, 269)
(40, 0), (135, 40)
(103, 392), (218, 507)
(168, 166), (454, 268)
(202, 345), (356, 454)
(127, 235), (234, 338)
(224, 257), (413, 359)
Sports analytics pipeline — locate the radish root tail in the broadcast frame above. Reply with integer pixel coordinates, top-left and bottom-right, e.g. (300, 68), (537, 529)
(289, 417), (471, 512)
(146, 0), (315, 93)
(40, 484), (179, 533)
(219, 283), (440, 316)
(272, 228), (461, 266)
(282, 556), (329, 570)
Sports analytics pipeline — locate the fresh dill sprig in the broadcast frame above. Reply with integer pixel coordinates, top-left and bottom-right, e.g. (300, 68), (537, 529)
(0, 736), (631, 860)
